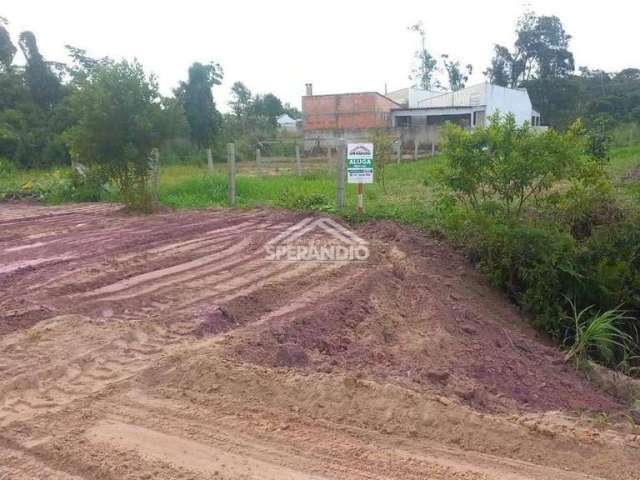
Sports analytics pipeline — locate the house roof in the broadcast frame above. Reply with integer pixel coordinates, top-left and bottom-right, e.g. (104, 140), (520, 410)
(277, 113), (297, 124)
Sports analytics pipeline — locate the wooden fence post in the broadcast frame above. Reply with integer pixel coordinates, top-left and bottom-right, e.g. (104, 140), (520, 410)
(207, 148), (214, 175)
(227, 143), (236, 206)
(295, 144), (302, 176)
(336, 142), (345, 210)
(256, 148), (263, 177)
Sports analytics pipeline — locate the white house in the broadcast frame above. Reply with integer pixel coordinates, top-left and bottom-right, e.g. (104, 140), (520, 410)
(276, 113), (299, 132)
(391, 83), (541, 129)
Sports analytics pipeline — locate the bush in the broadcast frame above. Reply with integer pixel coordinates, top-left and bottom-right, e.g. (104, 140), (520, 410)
(441, 113), (583, 218)
(438, 115), (640, 371)
(65, 59), (163, 212)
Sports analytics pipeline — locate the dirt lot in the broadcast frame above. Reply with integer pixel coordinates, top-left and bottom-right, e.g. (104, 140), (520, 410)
(1, 202), (639, 480)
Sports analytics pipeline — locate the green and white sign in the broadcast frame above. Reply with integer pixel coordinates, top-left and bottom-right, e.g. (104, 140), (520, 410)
(347, 143), (374, 184)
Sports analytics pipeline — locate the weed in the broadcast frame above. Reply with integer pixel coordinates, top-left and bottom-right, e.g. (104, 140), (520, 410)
(564, 299), (635, 368)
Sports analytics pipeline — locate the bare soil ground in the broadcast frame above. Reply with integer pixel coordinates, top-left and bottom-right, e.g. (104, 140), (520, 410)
(1, 202), (639, 480)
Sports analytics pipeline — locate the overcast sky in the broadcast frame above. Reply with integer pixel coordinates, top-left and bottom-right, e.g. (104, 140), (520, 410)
(2, 0), (638, 111)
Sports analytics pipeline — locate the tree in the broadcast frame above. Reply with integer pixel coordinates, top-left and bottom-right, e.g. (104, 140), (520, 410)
(180, 62), (223, 164)
(441, 113), (584, 217)
(485, 11), (574, 87)
(18, 31), (63, 109)
(250, 93), (283, 125)
(408, 22), (437, 91)
(228, 81), (252, 117)
(441, 54), (472, 91)
(0, 17), (16, 72)
(66, 59), (163, 211)
(484, 45), (514, 87)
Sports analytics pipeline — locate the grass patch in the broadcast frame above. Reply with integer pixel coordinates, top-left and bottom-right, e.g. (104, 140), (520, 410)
(158, 155), (446, 226)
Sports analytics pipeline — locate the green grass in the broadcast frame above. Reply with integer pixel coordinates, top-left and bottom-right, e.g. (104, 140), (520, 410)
(607, 145), (640, 201)
(158, 156), (447, 226)
(2, 145), (638, 222)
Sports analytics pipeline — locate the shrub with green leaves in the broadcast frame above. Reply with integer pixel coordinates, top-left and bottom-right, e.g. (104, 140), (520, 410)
(441, 113), (584, 217)
(437, 114), (640, 371)
(65, 59), (163, 212)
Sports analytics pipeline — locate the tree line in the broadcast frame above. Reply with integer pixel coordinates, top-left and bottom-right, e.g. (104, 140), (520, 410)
(409, 10), (640, 131)
(0, 16), (299, 170)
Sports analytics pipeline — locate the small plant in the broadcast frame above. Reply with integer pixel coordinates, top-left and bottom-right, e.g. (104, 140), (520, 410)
(564, 299), (635, 368)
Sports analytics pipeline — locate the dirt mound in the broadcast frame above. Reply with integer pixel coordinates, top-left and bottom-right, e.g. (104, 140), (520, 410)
(227, 220), (619, 413)
(2, 203), (638, 480)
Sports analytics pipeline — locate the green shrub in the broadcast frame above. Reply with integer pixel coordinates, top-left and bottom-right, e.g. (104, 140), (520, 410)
(438, 116), (640, 370)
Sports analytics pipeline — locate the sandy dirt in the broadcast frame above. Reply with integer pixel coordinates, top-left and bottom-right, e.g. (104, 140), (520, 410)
(1, 202), (639, 480)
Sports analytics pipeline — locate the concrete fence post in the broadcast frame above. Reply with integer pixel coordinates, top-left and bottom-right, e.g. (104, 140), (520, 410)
(149, 148), (160, 201)
(256, 148), (263, 177)
(295, 144), (302, 176)
(413, 140), (418, 161)
(327, 144), (332, 171)
(336, 142), (345, 210)
(207, 148), (214, 175)
(397, 139), (402, 164)
(227, 143), (236, 206)
(431, 142), (436, 156)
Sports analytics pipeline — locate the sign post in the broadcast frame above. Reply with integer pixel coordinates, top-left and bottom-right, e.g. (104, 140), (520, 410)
(347, 143), (374, 214)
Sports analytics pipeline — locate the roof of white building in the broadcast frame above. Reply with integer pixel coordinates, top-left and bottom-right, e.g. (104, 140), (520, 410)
(416, 82), (531, 109)
(277, 113), (297, 125)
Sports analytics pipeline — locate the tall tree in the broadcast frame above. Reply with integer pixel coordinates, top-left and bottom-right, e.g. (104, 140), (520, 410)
(66, 59), (163, 211)
(441, 54), (473, 91)
(18, 31), (62, 109)
(0, 17), (16, 72)
(228, 81), (252, 117)
(485, 11), (574, 87)
(180, 62), (223, 161)
(408, 21), (438, 91)
(250, 93), (284, 125)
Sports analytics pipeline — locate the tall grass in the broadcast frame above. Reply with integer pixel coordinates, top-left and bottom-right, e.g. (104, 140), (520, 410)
(564, 300), (635, 368)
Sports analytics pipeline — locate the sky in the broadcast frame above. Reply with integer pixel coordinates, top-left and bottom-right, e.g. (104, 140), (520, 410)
(2, 0), (638, 112)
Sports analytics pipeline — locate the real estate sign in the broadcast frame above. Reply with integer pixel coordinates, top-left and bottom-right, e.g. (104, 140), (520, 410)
(347, 143), (374, 184)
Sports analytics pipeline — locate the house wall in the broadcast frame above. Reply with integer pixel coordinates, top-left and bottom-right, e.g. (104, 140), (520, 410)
(417, 83), (534, 126)
(484, 85), (532, 126)
(302, 93), (397, 131)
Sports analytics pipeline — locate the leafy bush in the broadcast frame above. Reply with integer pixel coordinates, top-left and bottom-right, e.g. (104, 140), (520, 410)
(438, 115), (640, 371)
(65, 59), (163, 212)
(441, 113), (583, 218)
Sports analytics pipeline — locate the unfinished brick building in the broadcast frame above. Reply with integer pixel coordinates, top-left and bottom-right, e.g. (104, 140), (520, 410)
(302, 83), (400, 151)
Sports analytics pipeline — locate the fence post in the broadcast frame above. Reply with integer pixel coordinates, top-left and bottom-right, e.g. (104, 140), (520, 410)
(397, 139), (402, 164)
(327, 144), (332, 171)
(207, 148), (214, 175)
(256, 148), (263, 177)
(413, 140), (418, 161)
(431, 142), (436, 156)
(227, 143), (236, 206)
(295, 144), (302, 176)
(336, 142), (345, 210)
(149, 148), (160, 202)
